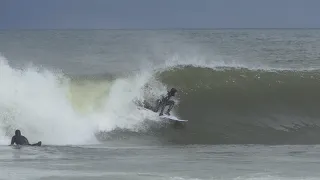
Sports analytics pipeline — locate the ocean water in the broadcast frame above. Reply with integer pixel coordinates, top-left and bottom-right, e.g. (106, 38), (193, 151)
(1, 29), (320, 179)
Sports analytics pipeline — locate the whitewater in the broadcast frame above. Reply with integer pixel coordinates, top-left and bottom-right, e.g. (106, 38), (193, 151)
(1, 29), (320, 180)
(0, 55), (166, 145)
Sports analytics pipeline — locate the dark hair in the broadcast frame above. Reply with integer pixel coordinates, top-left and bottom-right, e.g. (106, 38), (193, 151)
(15, 129), (21, 136)
(168, 88), (177, 96)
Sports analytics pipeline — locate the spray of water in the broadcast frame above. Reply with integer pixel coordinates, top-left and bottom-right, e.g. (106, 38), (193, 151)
(0, 55), (168, 145)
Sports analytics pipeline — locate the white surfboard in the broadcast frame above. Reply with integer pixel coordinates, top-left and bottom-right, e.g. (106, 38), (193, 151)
(159, 114), (188, 122)
(137, 106), (188, 122)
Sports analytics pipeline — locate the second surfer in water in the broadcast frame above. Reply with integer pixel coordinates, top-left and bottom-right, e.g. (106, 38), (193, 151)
(10, 129), (41, 146)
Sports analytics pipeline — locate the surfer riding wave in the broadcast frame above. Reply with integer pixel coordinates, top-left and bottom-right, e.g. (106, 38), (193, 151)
(139, 88), (178, 116)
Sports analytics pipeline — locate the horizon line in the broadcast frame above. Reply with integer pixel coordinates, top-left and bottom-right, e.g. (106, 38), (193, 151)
(1, 27), (320, 31)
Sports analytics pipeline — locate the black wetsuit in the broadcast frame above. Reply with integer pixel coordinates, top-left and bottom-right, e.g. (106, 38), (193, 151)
(141, 88), (177, 116)
(10, 130), (41, 146)
(11, 130), (30, 145)
(155, 94), (175, 116)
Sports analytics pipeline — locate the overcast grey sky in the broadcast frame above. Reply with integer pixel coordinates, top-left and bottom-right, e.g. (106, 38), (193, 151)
(0, 0), (319, 29)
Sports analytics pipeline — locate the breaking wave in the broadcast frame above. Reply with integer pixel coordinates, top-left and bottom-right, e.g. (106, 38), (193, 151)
(1, 54), (320, 145)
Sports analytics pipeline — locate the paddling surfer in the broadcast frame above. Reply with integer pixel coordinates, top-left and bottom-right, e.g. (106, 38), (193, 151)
(10, 129), (41, 146)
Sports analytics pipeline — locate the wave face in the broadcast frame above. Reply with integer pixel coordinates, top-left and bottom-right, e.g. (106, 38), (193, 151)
(2, 53), (320, 145)
(154, 66), (320, 144)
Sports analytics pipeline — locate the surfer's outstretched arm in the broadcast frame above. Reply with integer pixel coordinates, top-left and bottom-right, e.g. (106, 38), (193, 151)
(154, 99), (162, 112)
(22, 136), (30, 145)
(9, 136), (15, 146)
